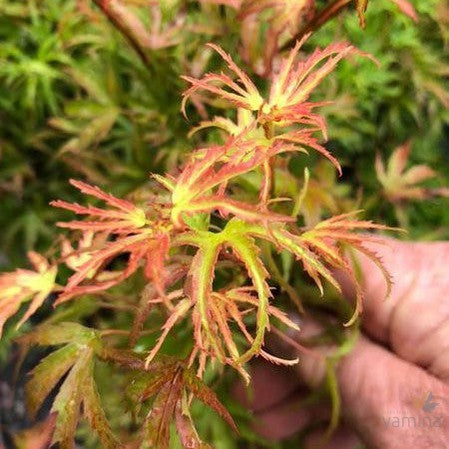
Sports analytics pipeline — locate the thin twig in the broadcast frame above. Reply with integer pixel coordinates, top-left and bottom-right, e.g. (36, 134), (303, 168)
(92, 0), (153, 71)
(100, 327), (159, 337)
(271, 326), (323, 359)
(281, 0), (352, 51)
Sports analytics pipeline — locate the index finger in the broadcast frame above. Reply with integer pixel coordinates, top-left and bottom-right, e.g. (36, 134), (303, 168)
(343, 238), (449, 379)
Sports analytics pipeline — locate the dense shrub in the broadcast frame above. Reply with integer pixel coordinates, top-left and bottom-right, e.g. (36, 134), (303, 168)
(0, 1), (448, 448)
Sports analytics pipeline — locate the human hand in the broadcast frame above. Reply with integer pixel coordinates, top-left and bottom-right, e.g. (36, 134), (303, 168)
(234, 239), (449, 448)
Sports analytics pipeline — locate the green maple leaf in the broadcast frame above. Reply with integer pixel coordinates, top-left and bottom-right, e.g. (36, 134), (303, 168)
(19, 323), (119, 449)
(126, 359), (236, 449)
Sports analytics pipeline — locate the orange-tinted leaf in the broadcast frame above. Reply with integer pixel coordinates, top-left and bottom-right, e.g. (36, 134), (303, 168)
(271, 227), (341, 294)
(181, 44), (263, 114)
(56, 232), (151, 304)
(276, 130), (342, 175)
(185, 196), (295, 224)
(0, 252), (56, 336)
(402, 165), (435, 185)
(376, 142), (445, 203)
(51, 179), (147, 233)
(387, 141), (410, 177)
(390, 0), (418, 21)
(145, 298), (192, 366)
(265, 36), (362, 127)
(301, 212), (394, 324)
(144, 233), (171, 298)
(12, 413), (57, 449)
(200, 0), (241, 8)
(240, 0), (315, 35)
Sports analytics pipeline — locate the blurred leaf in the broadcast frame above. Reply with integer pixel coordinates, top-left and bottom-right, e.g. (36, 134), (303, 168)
(12, 413), (57, 449)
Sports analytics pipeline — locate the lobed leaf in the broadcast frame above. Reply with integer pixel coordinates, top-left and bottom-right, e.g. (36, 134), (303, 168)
(21, 323), (117, 448)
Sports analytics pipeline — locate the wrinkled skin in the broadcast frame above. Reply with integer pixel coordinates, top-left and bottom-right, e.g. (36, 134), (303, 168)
(235, 239), (449, 448)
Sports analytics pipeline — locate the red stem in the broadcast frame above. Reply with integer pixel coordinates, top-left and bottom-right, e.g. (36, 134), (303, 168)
(92, 0), (153, 71)
(281, 0), (352, 51)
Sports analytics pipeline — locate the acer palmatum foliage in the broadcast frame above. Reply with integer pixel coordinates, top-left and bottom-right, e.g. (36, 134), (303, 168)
(0, 251), (56, 334)
(1, 36), (393, 449)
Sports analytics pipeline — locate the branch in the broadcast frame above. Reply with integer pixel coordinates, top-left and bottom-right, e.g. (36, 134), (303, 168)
(281, 0), (352, 51)
(92, 0), (154, 71)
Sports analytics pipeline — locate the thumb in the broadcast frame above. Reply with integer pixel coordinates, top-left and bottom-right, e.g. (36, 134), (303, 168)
(311, 334), (449, 449)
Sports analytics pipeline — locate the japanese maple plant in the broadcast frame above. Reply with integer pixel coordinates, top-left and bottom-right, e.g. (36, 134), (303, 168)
(0, 3), (403, 449)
